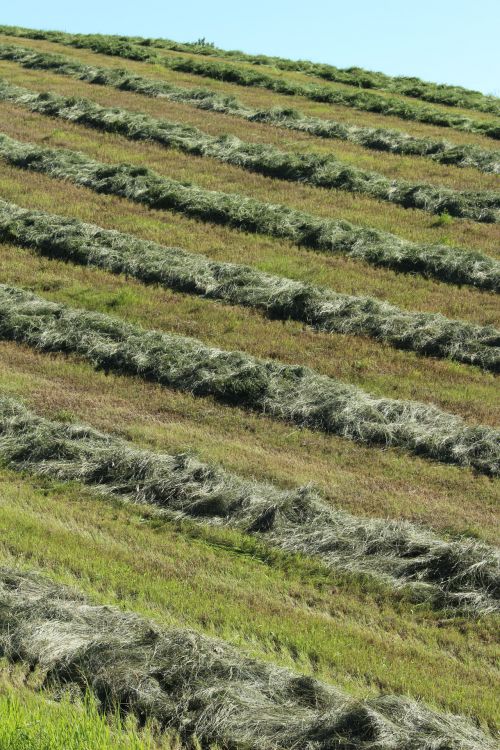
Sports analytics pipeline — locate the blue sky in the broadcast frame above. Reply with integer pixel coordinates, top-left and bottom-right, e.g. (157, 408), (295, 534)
(2, 0), (499, 95)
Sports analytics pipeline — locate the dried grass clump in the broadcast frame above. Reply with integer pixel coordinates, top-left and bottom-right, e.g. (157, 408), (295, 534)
(0, 134), (498, 290)
(0, 396), (498, 611)
(0, 285), (498, 476)
(0, 568), (497, 749)
(1, 43), (498, 174)
(2, 79), (499, 222)
(1, 26), (499, 139)
(1, 198), (498, 371)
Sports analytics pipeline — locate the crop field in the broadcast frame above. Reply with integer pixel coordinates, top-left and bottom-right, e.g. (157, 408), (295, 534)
(0, 22), (498, 750)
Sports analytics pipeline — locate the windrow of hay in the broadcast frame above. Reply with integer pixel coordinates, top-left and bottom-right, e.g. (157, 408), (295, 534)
(1, 26), (500, 139)
(0, 396), (499, 611)
(0, 568), (497, 749)
(0, 285), (499, 475)
(1, 44), (498, 175)
(1, 134), (498, 291)
(2, 79), (499, 223)
(1, 198), (498, 372)
(80, 30), (500, 116)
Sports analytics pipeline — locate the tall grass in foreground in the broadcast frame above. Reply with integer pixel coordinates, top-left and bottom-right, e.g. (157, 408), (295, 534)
(1, 198), (498, 371)
(1, 43), (498, 174)
(1, 25), (499, 139)
(0, 680), (174, 750)
(2, 79), (499, 222)
(0, 133), (498, 290)
(0, 396), (498, 610)
(0, 569), (496, 750)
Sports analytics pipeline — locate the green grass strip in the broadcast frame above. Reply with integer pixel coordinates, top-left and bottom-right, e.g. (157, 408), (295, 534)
(1, 25), (499, 139)
(0, 284), (498, 475)
(0, 132), (498, 291)
(2, 78), (499, 222)
(1, 198), (498, 371)
(0, 395), (498, 611)
(0, 568), (496, 749)
(1, 42), (498, 174)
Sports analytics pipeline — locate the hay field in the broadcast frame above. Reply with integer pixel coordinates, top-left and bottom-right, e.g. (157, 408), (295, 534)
(0, 23), (498, 749)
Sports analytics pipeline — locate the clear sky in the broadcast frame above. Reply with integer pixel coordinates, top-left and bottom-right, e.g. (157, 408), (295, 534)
(2, 0), (499, 95)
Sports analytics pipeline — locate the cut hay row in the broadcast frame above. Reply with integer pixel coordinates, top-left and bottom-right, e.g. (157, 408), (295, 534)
(0, 284), (499, 475)
(1, 198), (498, 372)
(1, 396), (498, 611)
(2, 79), (499, 223)
(1, 26), (499, 140)
(1, 134), (498, 291)
(1, 573), (496, 750)
(1, 44), (498, 174)
(88, 31), (500, 116)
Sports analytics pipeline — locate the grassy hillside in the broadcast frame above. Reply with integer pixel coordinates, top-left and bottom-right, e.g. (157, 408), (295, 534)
(0, 23), (498, 749)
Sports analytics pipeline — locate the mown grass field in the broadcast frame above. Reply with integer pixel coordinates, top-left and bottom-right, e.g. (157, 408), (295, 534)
(0, 24), (498, 748)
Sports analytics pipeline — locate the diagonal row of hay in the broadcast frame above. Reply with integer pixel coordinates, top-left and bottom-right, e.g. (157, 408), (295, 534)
(0, 285), (499, 476)
(0, 396), (498, 611)
(2, 79), (500, 222)
(0, 133), (498, 290)
(1, 198), (498, 371)
(0, 568), (497, 749)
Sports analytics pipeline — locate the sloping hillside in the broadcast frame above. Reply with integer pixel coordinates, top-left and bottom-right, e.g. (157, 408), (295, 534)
(0, 24), (498, 749)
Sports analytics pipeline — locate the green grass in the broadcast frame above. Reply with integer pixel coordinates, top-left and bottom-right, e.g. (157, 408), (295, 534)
(0, 668), (179, 750)
(1, 100), (499, 261)
(3, 78), (499, 222)
(1, 284), (498, 474)
(3, 394), (496, 611)
(0, 50), (498, 183)
(2, 25), (498, 140)
(147, 38), (500, 115)
(2, 198), (496, 372)
(0, 160), (497, 537)
(1, 162), (498, 329)
(0, 218), (497, 426)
